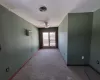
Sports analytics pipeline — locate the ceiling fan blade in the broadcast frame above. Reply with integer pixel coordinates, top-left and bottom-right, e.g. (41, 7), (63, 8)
(37, 17), (49, 22)
(36, 17), (50, 28)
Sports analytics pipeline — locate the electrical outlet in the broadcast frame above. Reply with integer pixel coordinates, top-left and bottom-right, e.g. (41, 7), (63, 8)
(96, 60), (99, 64)
(6, 67), (10, 72)
(67, 76), (72, 80)
(82, 56), (84, 60)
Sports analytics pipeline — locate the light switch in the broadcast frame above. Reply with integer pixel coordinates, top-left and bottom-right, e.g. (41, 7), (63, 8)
(82, 56), (84, 59)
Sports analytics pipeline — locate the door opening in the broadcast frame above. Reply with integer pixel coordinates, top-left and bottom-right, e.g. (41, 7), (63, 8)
(38, 27), (58, 49)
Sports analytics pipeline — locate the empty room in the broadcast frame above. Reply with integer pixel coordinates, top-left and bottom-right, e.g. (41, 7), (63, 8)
(0, 0), (100, 80)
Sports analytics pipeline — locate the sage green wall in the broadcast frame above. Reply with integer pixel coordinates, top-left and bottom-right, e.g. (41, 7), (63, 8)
(58, 15), (68, 63)
(90, 9), (100, 72)
(0, 5), (39, 80)
(68, 13), (93, 65)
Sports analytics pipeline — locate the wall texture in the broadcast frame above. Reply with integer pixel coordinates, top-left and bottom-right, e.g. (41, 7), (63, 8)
(58, 15), (68, 63)
(68, 13), (93, 65)
(90, 9), (100, 72)
(0, 5), (39, 80)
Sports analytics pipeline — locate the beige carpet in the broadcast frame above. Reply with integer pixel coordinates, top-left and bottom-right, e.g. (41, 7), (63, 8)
(12, 49), (100, 80)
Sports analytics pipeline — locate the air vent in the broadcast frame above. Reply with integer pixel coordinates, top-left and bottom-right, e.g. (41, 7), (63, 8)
(39, 6), (47, 12)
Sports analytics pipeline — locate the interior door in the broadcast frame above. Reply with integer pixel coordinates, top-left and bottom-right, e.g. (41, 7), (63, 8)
(42, 32), (56, 48)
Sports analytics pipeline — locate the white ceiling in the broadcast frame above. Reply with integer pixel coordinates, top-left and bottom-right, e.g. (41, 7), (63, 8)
(0, 0), (100, 28)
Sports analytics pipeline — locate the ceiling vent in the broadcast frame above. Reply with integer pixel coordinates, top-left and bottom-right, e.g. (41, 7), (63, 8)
(39, 6), (47, 12)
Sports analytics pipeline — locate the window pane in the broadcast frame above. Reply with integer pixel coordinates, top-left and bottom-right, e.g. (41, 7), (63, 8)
(43, 32), (49, 46)
(50, 32), (56, 46)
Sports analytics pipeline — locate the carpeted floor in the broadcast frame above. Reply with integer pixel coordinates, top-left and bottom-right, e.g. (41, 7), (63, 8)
(12, 49), (100, 80)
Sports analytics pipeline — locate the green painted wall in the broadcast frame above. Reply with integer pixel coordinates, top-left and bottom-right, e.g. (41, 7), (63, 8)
(0, 5), (39, 80)
(68, 13), (93, 65)
(58, 15), (68, 63)
(90, 9), (100, 72)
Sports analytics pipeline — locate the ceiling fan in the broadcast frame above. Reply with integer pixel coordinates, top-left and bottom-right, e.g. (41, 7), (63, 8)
(38, 6), (50, 28)
(38, 18), (50, 28)
(44, 21), (49, 28)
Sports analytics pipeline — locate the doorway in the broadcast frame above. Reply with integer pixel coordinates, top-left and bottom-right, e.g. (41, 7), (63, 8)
(38, 27), (58, 49)
(43, 32), (56, 48)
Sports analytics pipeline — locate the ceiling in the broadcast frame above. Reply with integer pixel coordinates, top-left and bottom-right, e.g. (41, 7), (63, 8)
(0, 0), (100, 28)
